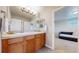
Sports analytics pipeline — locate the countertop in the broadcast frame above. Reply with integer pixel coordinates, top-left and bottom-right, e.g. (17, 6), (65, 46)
(1, 32), (45, 39)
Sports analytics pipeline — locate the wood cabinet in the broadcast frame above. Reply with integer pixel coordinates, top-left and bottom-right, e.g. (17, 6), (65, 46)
(40, 33), (46, 48)
(35, 33), (46, 51)
(2, 37), (24, 53)
(2, 33), (46, 53)
(2, 39), (8, 53)
(35, 37), (41, 51)
(8, 42), (24, 53)
(25, 39), (35, 53)
(8, 38), (24, 53)
(24, 35), (35, 53)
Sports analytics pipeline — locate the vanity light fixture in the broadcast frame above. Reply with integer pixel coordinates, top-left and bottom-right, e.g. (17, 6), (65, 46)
(20, 7), (37, 16)
(21, 7), (29, 13)
(21, 7), (35, 15)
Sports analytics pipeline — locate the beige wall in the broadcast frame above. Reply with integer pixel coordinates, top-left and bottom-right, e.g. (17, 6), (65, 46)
(39, 7), (55, 49)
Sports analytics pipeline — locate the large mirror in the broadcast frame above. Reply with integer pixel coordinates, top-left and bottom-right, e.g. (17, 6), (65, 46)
(8, 6), (44, 33)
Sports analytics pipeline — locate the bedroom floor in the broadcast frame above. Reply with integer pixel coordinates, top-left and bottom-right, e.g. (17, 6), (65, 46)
(54, 38), (78, 53)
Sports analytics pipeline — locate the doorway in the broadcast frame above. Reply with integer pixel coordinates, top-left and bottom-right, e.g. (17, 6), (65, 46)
(54, 6), (78, 53)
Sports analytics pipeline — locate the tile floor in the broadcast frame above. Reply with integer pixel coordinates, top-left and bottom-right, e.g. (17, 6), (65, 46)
(36, 47), (67, 53)
(36, 47), (55, 53)
(36, 47), (78, 53)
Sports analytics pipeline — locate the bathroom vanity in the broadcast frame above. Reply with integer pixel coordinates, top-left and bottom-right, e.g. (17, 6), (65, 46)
(2, 32), (46, 53)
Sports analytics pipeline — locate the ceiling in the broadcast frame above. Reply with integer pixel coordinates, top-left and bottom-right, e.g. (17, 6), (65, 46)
(10, 6), (37, 20)
(55, 6), (78, 22)
(10, 6), (60, 20)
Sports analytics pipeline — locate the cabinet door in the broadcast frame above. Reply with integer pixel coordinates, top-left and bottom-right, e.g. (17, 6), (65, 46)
(2, 39), (8, 53)
(8, 37), (24, 53)
(35, 33), (46, 51)
(40, 33), (46, 48)
(24, 35), (35, 53)
(35, 38), (41, 51)
(25, 39), (35, 53)
(8, 42), (24, 53)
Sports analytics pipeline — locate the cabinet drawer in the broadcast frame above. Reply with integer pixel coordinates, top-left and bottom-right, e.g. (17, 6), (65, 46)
(24, 35), (35, 40)
(8, 42), (24, 53)
(8, 37), (23, 44)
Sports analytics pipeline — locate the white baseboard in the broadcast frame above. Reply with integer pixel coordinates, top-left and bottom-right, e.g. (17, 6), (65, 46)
(45, 44), (54, 50)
